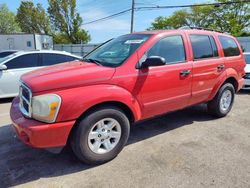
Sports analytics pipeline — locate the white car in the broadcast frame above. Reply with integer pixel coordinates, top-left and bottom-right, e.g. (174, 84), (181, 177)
(243, 52), (250, 89)
(0, 50), (82, 98)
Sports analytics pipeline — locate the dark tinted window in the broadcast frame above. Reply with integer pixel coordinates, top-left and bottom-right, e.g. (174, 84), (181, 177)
(209, 36), (219, 57)
(0, 51), (16, 58)
(42, 54), (78, 66)
(244, 54), (250, 64)
(190, 35), (214, 59)
(147, 35), (186, 64)
(5, 54), (39, 69)
(219, 36), (240, 57)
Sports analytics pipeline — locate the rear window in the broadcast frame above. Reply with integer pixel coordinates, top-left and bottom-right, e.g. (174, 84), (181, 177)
(219, 36), (240, 57)
(190, 35), (218, 60)
(244, 54), (250, 64)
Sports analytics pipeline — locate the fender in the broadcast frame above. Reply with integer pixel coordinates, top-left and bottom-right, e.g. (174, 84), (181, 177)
(208, 68), (239, 101)
(55, 84), (142, 122)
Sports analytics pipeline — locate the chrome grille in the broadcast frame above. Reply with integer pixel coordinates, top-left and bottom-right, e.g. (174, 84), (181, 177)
(19, 83), (32, 117)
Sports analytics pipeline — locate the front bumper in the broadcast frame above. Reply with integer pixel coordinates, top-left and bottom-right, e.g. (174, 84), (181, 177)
(10, 97), (75, 148)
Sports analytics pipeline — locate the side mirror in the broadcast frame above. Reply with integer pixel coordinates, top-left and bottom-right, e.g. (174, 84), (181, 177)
(141, 56), (166, 68)
(0, 64), (7, 71)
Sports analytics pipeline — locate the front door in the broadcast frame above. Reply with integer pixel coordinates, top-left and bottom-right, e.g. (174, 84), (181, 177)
(136, 35), (193, 119)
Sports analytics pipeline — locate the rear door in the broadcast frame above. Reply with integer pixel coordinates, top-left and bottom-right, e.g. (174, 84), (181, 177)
(188, 34), (223, 105)
(0, 54), (40, 98)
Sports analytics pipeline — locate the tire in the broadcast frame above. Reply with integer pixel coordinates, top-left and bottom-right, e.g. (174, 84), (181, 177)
(70, 106), (130, 165)
(207, 83), (235, 118)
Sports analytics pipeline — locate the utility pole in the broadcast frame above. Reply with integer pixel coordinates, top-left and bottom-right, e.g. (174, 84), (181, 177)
(130, 0), (135, 33)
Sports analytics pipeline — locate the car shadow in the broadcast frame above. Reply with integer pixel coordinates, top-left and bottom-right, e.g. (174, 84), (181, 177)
(0, 97), (14, 104)
(237, 89), (250, 95)
(1, 104), (214, 187)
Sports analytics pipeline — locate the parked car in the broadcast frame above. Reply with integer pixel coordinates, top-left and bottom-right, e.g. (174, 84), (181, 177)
(243, 52), (250, 89)
(0, 50), (18, 58)
(11, 29), (245, 165)
(0, 50), (82, 98)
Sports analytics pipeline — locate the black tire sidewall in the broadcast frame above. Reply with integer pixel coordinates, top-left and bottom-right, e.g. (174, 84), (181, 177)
(71, 107), (130, 164)
(215, 83), (235, 116)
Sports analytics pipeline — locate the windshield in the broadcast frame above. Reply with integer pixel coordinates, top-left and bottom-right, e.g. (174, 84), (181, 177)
(84, 34), (152, 67)
(0, 53), (17, 64)
(244, 54), (250, 64)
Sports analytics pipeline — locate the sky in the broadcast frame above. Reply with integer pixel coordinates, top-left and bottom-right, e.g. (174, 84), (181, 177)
(0, 0), (209, 43)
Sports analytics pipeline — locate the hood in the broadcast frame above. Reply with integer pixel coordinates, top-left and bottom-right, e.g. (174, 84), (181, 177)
(245, 64), (250, 73)
(21, 61), (115, 93)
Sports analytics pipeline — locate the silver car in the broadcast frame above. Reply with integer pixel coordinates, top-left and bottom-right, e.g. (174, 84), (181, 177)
(0, 50), (81, 98)
(243, 52), (250, 89)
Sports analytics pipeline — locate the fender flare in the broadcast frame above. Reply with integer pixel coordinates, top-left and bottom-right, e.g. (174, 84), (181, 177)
(208, 68), (239, 101)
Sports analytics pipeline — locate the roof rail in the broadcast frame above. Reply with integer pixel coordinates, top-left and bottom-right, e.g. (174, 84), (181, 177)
(178, 26), (222, 33)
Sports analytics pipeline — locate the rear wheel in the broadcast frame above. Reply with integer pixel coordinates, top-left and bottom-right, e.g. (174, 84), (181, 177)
(207, 83), (235, 118)
(70, 106), (130, 165)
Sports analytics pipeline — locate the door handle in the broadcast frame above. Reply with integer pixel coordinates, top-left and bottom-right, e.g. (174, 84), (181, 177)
(180, 70), (191, 77)
(217, 64), (225, 71)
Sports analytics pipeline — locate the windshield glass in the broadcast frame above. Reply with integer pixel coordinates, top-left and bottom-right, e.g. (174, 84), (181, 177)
(84, 34), (152, 67)
(0, 53), (17, 64)
(244, 54), (250, 64)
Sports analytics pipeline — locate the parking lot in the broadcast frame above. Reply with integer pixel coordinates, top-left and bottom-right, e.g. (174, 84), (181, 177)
(0, 91), (250, 188)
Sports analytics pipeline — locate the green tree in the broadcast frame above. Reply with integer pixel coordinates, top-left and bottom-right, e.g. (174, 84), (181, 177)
(0, 4), (20, 33)
(48, 0), (90, 44)
(148, 0), (250, 36)
(16, 1), (51, 34)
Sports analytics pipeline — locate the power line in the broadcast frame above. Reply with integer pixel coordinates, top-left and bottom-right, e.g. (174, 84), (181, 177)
(136, 0), (250, 10)
(82, 1), (250, 26)
(83, 8), (131, 25)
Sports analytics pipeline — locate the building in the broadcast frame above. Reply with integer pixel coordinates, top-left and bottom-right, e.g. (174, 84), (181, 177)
(0, 34), (53, 51)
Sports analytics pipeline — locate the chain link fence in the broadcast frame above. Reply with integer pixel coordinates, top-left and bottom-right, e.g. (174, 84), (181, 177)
(53, 44), (100, 57)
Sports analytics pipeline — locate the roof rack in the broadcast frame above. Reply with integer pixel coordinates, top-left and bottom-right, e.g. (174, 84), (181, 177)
(178, 26), (223, 33)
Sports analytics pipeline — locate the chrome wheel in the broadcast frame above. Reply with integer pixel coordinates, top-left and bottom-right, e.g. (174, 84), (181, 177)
(87, 118), (122, 154)
(220, 89), (232, 111)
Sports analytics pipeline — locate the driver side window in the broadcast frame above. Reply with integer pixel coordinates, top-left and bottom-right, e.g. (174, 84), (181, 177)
(147, 35), (186, 64)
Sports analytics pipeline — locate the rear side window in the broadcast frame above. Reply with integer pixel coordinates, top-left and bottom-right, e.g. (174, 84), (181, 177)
(190, 35), (218, 59)
(5, 54), (39, 69)
(219, 36), (240, 57)
(147, 35), (186, 64)
(42, 54), (78, 66)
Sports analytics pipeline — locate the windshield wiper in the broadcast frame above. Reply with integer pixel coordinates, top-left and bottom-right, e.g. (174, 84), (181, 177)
(82, 58), (102, 66)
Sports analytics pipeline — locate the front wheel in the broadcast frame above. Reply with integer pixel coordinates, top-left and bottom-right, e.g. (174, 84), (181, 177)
(207, 83), (235, 118)
(70, 106), (130, 165)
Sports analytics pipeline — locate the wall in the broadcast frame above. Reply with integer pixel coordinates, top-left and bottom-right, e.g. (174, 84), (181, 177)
(0, 34), (53, 51)
(0, 34), (35, 51)
(35, 35), (53, 50)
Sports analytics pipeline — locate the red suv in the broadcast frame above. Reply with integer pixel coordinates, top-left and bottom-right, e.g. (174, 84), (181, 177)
(11, 29), (245, 164)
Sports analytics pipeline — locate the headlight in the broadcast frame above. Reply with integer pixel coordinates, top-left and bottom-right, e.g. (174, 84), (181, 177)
(32, 94), (61, 123)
